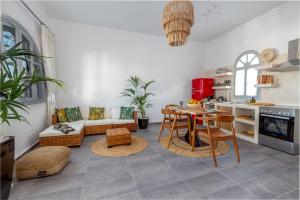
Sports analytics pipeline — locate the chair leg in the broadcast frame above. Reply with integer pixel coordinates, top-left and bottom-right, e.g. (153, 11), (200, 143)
(176, 129), (179, 138)
(233, 137), (240, 163)
(167, 129), (174, 149)
(209, 139), (218, 167)
(191, 131), (196, 152)
(157, 124), (164, 141)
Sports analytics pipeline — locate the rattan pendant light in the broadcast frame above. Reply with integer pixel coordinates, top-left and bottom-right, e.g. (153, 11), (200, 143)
(162, 0), (195, 46)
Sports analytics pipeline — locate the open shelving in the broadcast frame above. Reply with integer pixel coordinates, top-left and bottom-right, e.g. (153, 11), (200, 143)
(255, 83), (277, 88)
(212, 86), (231, 90)
(214, 72), (233, 77)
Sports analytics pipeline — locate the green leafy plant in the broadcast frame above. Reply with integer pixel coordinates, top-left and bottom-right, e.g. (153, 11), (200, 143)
(121, 76), (155, 119)
(0, 42), (64, 125)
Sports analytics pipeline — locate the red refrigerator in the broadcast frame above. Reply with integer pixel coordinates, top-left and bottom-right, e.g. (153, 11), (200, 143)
(192, 78), (214, 100)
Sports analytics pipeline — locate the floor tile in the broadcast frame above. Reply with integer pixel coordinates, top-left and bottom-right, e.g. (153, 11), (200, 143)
(133, 167), (181, 191)
(221, 163), (267, 183)
(82, 177), (137, 200)
(88, 157), (127, 171)
(21, 187), (82, 200)
(277, 189), (299, 199)
(129, 157), (170, 177)
(202, 185), (255, 199)
(251, 157), (292, 173)
(85, 164), (131, 185)
(239, 174), (296, 199)
(8, 179), (35, 200)
(271, 167), (299, 187)
(166, 157), (204, 168)
(104, 190), (140, 200)
(139, 181), (196, 199)
(126, 147), (160, 163)
(171, 161), (216, 180)
(185, 171), (233, 197)
(23, 173), (85, 198)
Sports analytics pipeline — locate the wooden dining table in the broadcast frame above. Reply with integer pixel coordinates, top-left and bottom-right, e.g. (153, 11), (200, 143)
(175, 107), (226, 148)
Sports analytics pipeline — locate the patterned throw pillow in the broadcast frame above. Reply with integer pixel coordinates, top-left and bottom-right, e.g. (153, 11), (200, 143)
(65, 107), (83, 122)
(88, 107), (105, 120)
(120, 106), (134, 120)
(55, 108), (68, 123)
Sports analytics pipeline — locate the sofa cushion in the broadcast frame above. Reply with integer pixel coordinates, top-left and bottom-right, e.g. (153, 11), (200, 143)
(39, 123), (84, 137)
(111, 107), (121, 119)
(15, 146), (71, 180)
(65, 107), (83, 122)
(112, 119), (135, 124)
(85, 119), (112, 126)
(88, 107), (105, 120)
(55, 108), (68, 123)
(120, 106), (134, 119)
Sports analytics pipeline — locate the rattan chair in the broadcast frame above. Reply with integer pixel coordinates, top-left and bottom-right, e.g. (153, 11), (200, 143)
(157, 108), (189, 148)
(192, 115), (240, 167)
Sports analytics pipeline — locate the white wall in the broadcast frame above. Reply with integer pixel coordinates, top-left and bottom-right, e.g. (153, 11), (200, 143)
(204, 2), (300, 106)
(51, 19), (204, 122)
(1, 1), (50, 158)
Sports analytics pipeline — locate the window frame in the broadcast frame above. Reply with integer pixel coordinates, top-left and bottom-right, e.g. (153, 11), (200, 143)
(233, 50), (261, 99)
(1, 15), (47, 105)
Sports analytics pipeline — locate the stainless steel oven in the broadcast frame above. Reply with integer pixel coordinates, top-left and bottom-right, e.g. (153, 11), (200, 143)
(259, 106), (299, 155)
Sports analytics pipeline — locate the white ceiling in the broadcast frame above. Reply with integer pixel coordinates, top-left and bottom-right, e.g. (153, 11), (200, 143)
(38, 1), (284, 42)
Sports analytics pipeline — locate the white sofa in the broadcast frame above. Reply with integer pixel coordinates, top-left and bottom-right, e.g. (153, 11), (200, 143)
(39, 107), (138, 147)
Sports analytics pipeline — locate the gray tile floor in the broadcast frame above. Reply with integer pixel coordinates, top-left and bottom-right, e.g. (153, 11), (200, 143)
(9, 124), (299, 200)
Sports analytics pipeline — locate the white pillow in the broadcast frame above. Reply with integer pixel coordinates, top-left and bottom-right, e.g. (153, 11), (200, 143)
(111, 107), (120, 119)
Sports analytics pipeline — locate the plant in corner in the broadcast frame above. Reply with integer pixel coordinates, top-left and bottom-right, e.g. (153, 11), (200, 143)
(0, 42), (64, 199)
(121, 76), (155, 129)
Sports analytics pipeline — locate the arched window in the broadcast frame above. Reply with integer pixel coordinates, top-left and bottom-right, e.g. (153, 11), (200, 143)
(1, 15), (47, 104)
(234, 50), (260, 98)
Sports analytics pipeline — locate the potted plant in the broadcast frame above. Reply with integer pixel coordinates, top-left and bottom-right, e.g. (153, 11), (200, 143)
(121, 76), (155, 129)
(0, 42), (63, 199)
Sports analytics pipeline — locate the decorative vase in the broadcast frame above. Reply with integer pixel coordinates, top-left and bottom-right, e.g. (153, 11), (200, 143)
(138, 118), (149, 129)
(0, 136), (15, 200)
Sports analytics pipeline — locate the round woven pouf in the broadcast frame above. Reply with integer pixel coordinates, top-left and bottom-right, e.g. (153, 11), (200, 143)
(159, 136), (230, 158)
(91, 135), (148, 157)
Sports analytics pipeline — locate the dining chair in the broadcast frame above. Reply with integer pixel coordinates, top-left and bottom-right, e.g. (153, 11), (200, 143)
(192, 115), (240, 167)
(157, 108), (189, 149)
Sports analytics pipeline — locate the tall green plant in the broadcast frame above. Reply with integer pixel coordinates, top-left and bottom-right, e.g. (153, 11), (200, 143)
(0, 42), (64, 125)
(121, 76), (155, 119)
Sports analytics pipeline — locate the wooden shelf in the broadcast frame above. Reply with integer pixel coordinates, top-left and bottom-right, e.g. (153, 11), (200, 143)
(214, 72), (233, 77)
(212, 86), (231, 90)
(236, 132), (255, 143)
(235, 118), (255, 126)
(255, 83), (277, 88)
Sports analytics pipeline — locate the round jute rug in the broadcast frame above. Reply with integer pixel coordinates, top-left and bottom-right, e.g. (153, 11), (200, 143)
(91, 136), (148, 157)
(159, 136), (230, 158)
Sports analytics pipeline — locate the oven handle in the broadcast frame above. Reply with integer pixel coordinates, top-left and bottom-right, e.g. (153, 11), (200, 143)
(260, 114), (291, 120)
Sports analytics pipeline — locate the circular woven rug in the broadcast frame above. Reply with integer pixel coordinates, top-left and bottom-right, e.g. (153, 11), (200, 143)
(91, 136), (148, 157)
(159, 135), (230, 158)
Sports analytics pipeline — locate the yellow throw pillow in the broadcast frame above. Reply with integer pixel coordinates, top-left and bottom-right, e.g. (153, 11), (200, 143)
(55, 108), (68, 123)
(88, 107), (105, 120)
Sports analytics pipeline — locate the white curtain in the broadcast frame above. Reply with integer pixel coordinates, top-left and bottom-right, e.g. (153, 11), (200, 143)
(41, 25), (56, 126)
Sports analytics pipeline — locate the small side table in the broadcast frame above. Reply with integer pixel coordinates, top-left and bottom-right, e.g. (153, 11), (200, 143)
(106, 128), (131, 148)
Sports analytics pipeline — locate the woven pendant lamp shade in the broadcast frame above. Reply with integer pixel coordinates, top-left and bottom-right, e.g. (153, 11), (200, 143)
(162, 0), (195, 46)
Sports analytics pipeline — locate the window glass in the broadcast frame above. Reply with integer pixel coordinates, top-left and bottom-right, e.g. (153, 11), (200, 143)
(235, 70), (245, 96)
(234, 51), (260, 98)
(246, 68), (258, 96)
(1, 16), (47, 104)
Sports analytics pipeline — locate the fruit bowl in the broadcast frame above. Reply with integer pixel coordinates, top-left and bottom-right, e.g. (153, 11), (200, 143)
(187, 103), (202, 109)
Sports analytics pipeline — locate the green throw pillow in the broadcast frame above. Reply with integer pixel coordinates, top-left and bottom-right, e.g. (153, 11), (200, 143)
(120, 106), (134, 120)
(88, 107), (105, 120)
(65, 107), (83, 122)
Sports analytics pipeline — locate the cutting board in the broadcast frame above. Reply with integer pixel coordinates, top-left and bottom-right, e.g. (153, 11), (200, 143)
(249, 102), (275, 106)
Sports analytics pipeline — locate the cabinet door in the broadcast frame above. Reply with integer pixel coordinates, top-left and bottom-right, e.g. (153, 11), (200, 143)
(202, 79), (214, 97)
(192, 78), (201, 90)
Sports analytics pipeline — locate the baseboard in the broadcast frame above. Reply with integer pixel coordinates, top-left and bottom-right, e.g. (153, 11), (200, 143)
(16, 140), (39, 160)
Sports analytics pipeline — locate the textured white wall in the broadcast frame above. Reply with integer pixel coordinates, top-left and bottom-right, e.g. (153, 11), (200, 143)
(1, 1), (50, 158)
(204, 2), (300, 106)
(51, 19), (205, 122)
